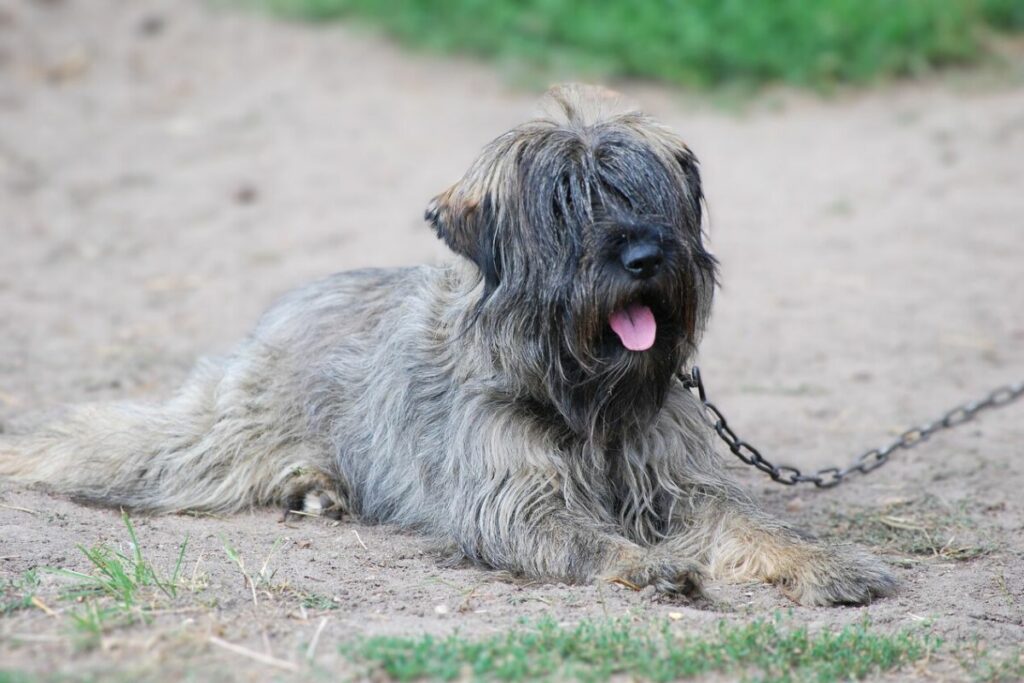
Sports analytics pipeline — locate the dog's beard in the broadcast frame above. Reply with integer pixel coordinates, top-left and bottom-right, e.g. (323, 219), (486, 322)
(537, 266), (703, 442)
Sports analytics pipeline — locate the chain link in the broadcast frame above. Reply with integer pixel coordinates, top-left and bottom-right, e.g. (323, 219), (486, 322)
(679, 367), (1024, 488)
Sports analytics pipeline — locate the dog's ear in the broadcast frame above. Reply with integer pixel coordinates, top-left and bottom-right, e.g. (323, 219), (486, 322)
(425, 190), (502, 295)
(674, 146), (704, 226)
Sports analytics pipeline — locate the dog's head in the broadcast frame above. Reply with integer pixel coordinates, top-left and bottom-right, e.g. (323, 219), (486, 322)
(426, 84), (717, 440)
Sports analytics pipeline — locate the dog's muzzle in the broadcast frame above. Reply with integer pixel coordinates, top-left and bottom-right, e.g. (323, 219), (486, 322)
(619, 241), (663, 280)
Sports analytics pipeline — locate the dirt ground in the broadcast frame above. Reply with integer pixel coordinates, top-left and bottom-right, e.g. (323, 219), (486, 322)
(1, 0), (1023, 680)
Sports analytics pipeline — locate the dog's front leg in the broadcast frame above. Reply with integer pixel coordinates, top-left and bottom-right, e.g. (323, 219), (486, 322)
(663, 484), (896, 605)
(453, 468), (704, 597)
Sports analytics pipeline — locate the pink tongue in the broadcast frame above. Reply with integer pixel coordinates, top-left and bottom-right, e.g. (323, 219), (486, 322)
(608, 303), (657, 351)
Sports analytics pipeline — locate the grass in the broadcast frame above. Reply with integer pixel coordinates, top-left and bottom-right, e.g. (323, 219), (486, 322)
(0, 511), (1016, 680)
(0, 674), (41, 683)
(825, 495), (995, 563)
(344, 614), (940, 682)
(0, 570), (40, 616)
(40, 512), (191, 647)
(3, 516), (330, 653)
(221, 534), (286, 608)
(51, 512), (189, 607)
(254, 0), (1024, 90)
(970, 652), (1024, 683)
(2, 516), (1020, 681)
(955, 637), (1024, 683)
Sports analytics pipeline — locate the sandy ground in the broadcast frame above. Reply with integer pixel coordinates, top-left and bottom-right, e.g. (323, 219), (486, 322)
(1, 0), (1023, 680)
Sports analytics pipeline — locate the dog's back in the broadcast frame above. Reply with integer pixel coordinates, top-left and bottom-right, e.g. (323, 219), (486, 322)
(0, 264), (467, 515)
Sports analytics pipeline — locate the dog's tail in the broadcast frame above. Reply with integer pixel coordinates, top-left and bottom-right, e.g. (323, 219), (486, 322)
(0, 353), (319, 513)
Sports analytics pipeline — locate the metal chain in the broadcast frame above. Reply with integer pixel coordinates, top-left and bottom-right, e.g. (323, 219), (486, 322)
(679, 366), (1024, 488)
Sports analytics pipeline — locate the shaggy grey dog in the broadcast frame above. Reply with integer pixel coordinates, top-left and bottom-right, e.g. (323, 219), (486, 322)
(1, 85), (895, 605)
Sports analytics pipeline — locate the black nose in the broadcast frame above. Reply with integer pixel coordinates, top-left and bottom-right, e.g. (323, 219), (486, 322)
(620, 242), (663, 279)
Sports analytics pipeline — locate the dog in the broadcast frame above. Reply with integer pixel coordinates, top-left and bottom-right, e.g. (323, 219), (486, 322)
(0, 85), (895, 605)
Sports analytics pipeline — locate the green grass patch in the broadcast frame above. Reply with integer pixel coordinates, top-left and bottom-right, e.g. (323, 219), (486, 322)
(50, 512), (189, 607)
(0, 673), (37, 683)
(0, 570), (40, 616)
(955, 639), (1024, 683)
(1, 517), (332, 651)
(41, 512), (191, 648)
(970, 653), (1024, 683)
(254, 0), (1024, 89)
(343, 615), (940, 682)
(0, 671), (125, 683)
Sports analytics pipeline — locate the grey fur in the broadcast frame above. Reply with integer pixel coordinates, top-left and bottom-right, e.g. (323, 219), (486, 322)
(0, 85), (895, 605)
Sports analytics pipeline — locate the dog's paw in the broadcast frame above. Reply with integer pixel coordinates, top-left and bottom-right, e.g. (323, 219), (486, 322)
(602, 552), (706, 599)
(281, 469), (348, 521)
(779, 545), (896, 606)
(295, 489), (347, 520)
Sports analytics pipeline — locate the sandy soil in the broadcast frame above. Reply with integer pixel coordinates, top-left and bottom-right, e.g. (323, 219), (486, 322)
(1, 0), (1023, 680)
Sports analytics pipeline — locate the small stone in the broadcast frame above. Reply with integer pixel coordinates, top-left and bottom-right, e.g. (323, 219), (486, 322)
(234, 184), (258, 205)
(138, 15), (165, 37)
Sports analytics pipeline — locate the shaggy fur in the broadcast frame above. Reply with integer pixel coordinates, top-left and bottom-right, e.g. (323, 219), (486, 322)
(0, 85), (895, 605)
